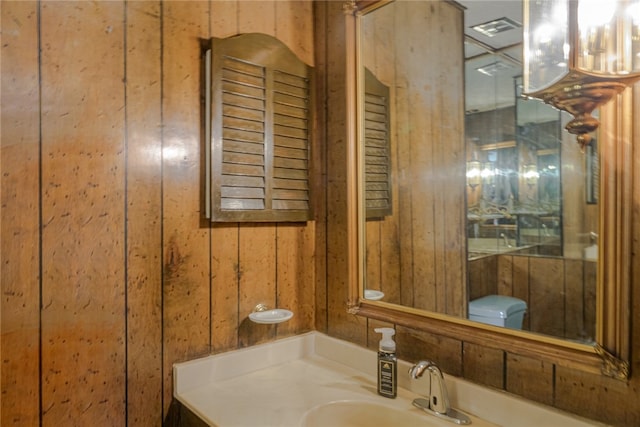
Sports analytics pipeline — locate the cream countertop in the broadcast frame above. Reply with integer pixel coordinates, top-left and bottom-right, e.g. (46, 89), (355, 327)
(173, 332), (610, 427)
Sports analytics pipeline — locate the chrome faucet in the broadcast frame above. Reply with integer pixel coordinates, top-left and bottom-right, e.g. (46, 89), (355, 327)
(409, 361), (471, 425)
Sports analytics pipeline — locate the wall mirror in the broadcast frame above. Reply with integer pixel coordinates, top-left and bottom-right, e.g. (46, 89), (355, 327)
(347, 0), (631, 379)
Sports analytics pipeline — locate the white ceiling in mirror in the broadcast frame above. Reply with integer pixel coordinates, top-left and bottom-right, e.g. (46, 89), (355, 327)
(460, 0), (522, 113)
(460, 0), (561, 122)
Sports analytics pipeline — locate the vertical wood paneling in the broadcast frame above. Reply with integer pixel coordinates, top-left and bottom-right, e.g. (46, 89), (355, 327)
(40, 2), (126, 424)
(275, 0), (314, 66)
(631, 85), (640, 415)
(125, 2), (163, 425)
(463, 342), (504, 389)
(468, 256), (497, 300)
(470, 254), (597, 339)
(238, 1), (275, 35)
(360, 1), (465, 315)
(408, 1), (437, 313)
(431, 1), (447, 314)
(396, 84), (414, 308)
(272, 2), (316, 338)
(365, 223), (382, 291)
(583, 260), (597, 340)
(312, 0), (329, 333)
(210, 0), (241, 356)
(439, 2), (466, 317)
(161, 0), (211, 417)
(2, 1), (315, 425)
(564, 259), (585, 340)
(367, 4), (401, 305)
(496, 254), (514, 295)
(238, 225), (276, 346)
(396, 327), (463, 376)
(506, 354), (553, 406)
(512, 255), (530, 330)
(276, 224), (315, 335)
(3, 2), (637, 426)
(210, 225), (239, 352)
(555, 366), (634, 424)
(1, 2), (41, 425)
(529, 257), (564, 337)
(211, 0), (238, 39)
(395, 3), (416, 310)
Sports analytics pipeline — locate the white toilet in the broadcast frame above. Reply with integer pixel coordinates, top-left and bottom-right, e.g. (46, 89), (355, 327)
(468, 295), (527, 329)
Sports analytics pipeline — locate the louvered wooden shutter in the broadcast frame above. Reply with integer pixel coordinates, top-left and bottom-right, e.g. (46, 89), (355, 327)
(204, 34), (313, 222)
(364, 68), (392, 219)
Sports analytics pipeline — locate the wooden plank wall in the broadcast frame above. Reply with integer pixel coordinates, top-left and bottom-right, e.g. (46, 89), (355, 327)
(361, 0), (466, 317)
(1, 1), (317, 425)
(3, 0), (640, 426)
(321, 2), (640, 426)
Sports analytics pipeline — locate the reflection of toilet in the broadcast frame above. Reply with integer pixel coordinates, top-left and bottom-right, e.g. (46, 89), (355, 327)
(469, 295), (527, 329)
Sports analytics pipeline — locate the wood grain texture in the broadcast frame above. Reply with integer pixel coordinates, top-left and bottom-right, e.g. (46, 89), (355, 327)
(406, 0), (437, 313)
(469, 254), (597, 340)
(210, 224), (240, 352)
(396, 326), (463, 377)
(238, 224), (277, 346)
(564, 259), (585, 340)
(529, 256), (564, 338)
(276, 224), (315, 336)
(311, 0), (329, 334)
(2, 0), (313, 424)
(555, 365), (636, 425)
(359, 1), (465, 316)
(238, 1), (275, 35)
(462, 342), (504, 389)
(275, 0), (314, 66)
(1, 2), (41, 425)
(161, 1), (212, 417)
(211, 0), (238, 39)
(506, 353), (554, 406)
(39, 2), (126, 423)
(125, 2), (163, 425)
(2, 2), (638, 426)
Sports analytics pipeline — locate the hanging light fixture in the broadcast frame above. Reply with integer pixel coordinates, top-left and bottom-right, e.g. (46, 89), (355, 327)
(523, 163), (540, 187)
(466, 160), (482, 189)
(523, 0), (640, 150)
(481, 162), (496, 185)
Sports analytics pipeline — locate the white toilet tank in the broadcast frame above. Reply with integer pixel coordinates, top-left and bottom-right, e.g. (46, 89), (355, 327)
(469, 295), (527, 329)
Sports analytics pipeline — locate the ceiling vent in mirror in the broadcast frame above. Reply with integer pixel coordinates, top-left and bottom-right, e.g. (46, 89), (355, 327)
(475, 61), (514, 77)
(471, 17), (521, 38)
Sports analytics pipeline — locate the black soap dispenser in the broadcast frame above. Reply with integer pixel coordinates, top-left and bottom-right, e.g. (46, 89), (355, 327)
(374, 327), (397, 398)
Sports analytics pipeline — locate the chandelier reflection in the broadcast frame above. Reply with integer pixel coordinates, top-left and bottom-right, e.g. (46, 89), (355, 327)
(523, 0), (640, 150)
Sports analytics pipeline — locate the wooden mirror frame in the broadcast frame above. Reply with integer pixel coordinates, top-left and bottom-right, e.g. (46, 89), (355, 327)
(344, 0), (631, 380)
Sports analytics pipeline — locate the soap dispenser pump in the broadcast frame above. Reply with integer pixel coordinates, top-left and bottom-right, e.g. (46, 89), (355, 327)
(374, 327), (397, 398)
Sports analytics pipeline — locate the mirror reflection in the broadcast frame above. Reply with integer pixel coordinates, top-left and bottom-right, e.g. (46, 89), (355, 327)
(361, 0), (598, 344)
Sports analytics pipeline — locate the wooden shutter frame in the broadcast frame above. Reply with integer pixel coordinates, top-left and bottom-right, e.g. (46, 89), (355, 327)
(203, 33), (314, 222)
(364, 67), (392, 219)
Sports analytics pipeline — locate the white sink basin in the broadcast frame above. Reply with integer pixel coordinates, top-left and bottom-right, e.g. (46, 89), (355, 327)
(301, 400), (436, 427)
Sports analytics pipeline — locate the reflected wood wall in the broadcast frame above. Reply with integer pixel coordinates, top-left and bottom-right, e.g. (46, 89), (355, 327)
(361, 0), (467, 317)
(1, 1), (318, 425)
(469, 254), (596, 341)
